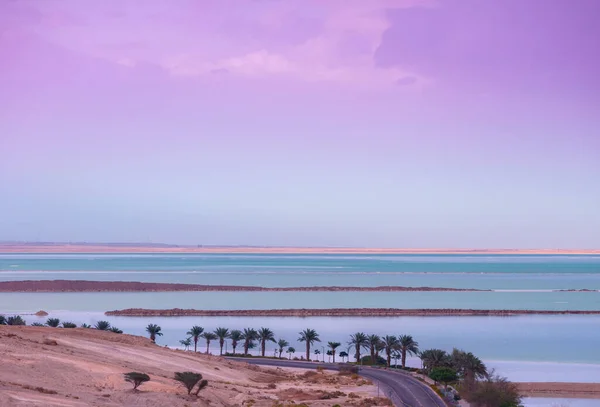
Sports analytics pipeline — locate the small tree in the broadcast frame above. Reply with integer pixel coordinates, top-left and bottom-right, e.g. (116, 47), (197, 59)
(146, 324), (163, 343)
(287, 347), (296, 359)
(46, 318), (60, 327)
(201, 332), (218, 354)
(95, 320), (111, 330)
(80, 323), (92, 328)
(62, 322), (77, 328)
(429, 367), (458, 389)
(180, 338), (192, 350)
(174, 372), (208, 395)
(0, 315), (6, 325)
(7, 316), (26, 326)
(124, 372), (150, 390)
(31, 322), (45, 327)
(277, 339), (289, 358)
(339, 351), (348, 363)
(109, 327), (123, 334)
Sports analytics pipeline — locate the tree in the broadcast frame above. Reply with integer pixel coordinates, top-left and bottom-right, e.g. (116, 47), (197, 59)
(187, 326), (204, 353)
(286, 347), (296, 359)
(366, 334), (381, 364)
(94, 320), (111, 331)
(214, 327), (230, 355)
(467, 374), (522, 407)
(398, 335), (419, 369)
(230, 330), (243, 354)
(419, 349), (450, 373)
(0, 315), (6, 325)
(451, 349), (488, 387)
(109, 327), (123, 334)
(257, 327), (276, 357)
(339, 351), (349, 363)
(62, 322), (77, 328)
(314, 349), (321, 361)
(201, 332), (218, 354)
(124, 372), (150, 390)
(277, 339), (289, 359)
(242, 328), (258, 355)
(429, 367), (458, 388)
(174, 372), (208, 395)
(46, 318), (60, 327)
(7, 316), (26, 326)
(180, 338), (192, 350)
(348, 332), (368, 363)
(326, 350), (333, 362)
(381, 335), (400, 367)
(328, 342), (341, 363)
(298, 328), (321, 361)
(146, 324), (163, 343)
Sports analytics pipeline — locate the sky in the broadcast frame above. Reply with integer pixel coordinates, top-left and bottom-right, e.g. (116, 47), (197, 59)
(0, 0), (599, 248)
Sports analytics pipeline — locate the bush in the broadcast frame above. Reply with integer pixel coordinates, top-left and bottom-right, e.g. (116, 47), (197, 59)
(174, 372), (208, 395)
(0, 315), (6, 325)
(124, 372), (150, 390)
(7, 316), (26, 326)
(465, 375), (522, 407)
(46, 318), (60, 327)
(31, 322), (46, 327)
(361, 355), (386, 366)
(109, 327), (123, 334)
(338, 365), (359, 375)
(62, 322), (77, 328)
(429, 367), (458, 387)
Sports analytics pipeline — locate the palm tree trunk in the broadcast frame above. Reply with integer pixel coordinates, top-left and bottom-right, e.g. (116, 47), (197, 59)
(305, 343), (310, 361)
(370, 346), (375, 363)
(150, 333), (155, 343)
(402, 350), (407, 368)
(219, 340), (224, 355)
(261, 340), (266, 357)
(206, 340), (210, 354)
(386, 351), (391, 368)
(332, 351), (336, 363)
(355, 345), (361, 363)
(194, 338), (198, 353)
(233, 344), (237, 354)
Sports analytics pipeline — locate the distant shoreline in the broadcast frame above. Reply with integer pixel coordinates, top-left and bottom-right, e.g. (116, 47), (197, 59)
(0, 280), (490, 292)
(104, 308), (600, 317)
(0, 243), (599, 254)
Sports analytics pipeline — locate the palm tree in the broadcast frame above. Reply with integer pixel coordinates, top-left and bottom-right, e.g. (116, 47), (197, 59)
(213, 327), (230, 356)
(230, 330), (243, 354)
(287, 346), (295, 359)
(328, 342), (341, 363)
(366, 334), (381, 364)
(6, 316), (26, 326)
(242, 328), (258, 355)
(46, 318), (60, 327)
(420, 349), (449, 374)
(398, 335), (419, 368)
(201, 332), (218, 354)
(298, 328), (320, 361)
(348, 332), (368, 363)
(339, 351), (349, 363)
(186, 326), (204, 353)
(257, 327), (276, 357)
(277, 339), (289, 358)
(451, 348), (488, 386)
(381, 335), (400, 367)
(314, 349), (321, 361)
(146, 324), (163, 343)
(180, 338), (192, 350)
(94, 320), (111, 331)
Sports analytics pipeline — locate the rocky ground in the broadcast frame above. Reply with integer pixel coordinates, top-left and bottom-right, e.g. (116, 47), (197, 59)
(0, 326), (388, 407)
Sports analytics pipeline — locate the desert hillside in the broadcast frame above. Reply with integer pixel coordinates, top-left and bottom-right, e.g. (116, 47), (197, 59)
(0, 326), (383, 407)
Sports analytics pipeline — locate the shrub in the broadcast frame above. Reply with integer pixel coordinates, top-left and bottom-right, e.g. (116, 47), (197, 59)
(360, 355), (386, 366)
(124, 372), (150, 390)
(31, 322), (46, 327)
(62, 322), (77, 328)
(7, 316), (26, 326)
(465, 374), (522, 407)
(174, 372), (208, 395)
(46, 318), (60, 327)
(429, 367), (458, 387)
(338, 365), (359, 375)
(80, 323), (92, 328)
(0, 315), (6, 325)
(94, 321), (111, 330)
(109, 327), (123, 334)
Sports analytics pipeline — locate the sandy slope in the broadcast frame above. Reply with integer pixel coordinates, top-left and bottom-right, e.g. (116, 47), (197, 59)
(0, 326), (384, 407)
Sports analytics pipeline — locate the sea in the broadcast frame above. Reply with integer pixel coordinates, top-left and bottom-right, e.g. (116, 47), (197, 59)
(1, 253), (599, 407)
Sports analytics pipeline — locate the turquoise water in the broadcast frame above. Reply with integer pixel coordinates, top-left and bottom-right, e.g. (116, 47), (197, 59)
(1, 253), (600, 290)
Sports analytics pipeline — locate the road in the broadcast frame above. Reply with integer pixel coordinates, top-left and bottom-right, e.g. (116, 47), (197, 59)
(226, 357), (447, 407)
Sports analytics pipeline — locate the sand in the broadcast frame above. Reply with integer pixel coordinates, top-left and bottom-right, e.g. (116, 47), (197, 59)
(0, 326), (384, 407)
(515, 382), (600, 399)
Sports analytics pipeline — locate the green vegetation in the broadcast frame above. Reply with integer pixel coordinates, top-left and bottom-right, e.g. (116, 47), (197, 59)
(109, 327), (123, 334)
(277, 338), (289, 358)
(214, 327), (230, 355)
(257, 327), (276, 357)
(124, 372), (150, 390)
(7, 316), (26, 326)
(94, 320), (111, 331)
(339, 351), (348, 362)
(327, 341), (341, 363)
(201, 331), (218, 354)
(186, 326), (204, 353)
(398, 335), (419, 368)
(466, 374), (523, 407)
(366, 334), (381, 363)
(179, 337), (192, 350)
(0, 315), (6, 325)
(80, 323), (92, 328)
(145, 324), (163, 343)
(242, 328), (258, 355)
(298, 328), (320, 361)
(230, 329), (243, 354)
(348, 332), (368, 362)
(173, 372), (208, 395)
(62, 322), (77, 328)
(286, 346), (296, 359)
(46, 318), (60, 327)
(429, 367), (458, 388)
(31, 322), (46, 327)
(381, 335), (399, 367)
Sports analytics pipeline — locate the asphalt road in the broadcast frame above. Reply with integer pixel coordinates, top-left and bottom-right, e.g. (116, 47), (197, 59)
(226, 357), (447, 407)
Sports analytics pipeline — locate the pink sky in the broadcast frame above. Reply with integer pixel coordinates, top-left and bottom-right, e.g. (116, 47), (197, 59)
(0, 0), (598, 248)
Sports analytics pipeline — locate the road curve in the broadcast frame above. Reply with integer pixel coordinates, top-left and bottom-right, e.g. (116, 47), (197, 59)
(225, 357), (446, 407)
